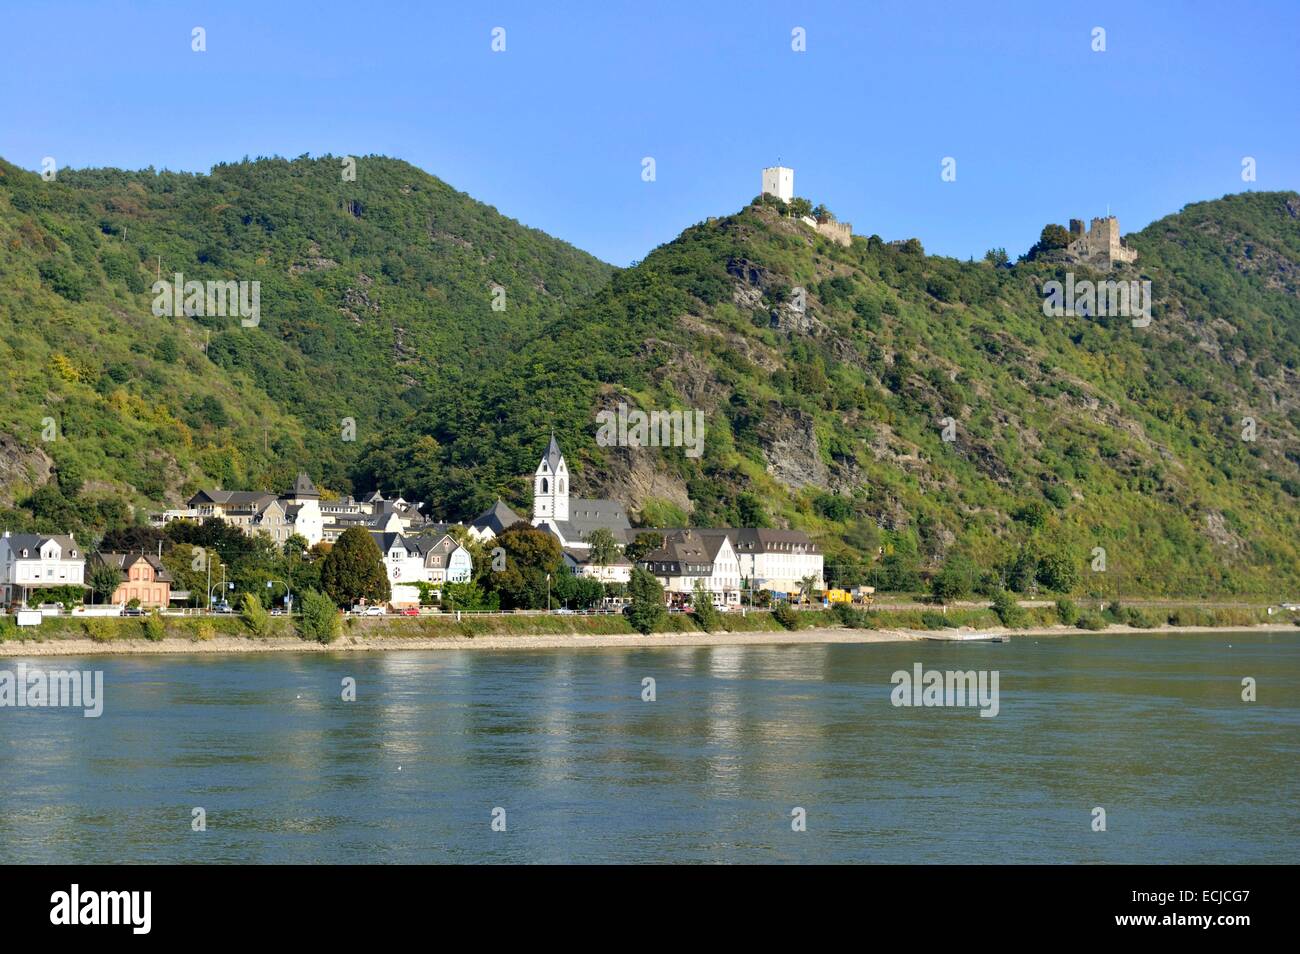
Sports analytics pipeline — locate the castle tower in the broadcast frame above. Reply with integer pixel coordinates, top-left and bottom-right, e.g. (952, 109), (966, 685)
(533, 433), (569, 523)
(761, 166), (794, 203)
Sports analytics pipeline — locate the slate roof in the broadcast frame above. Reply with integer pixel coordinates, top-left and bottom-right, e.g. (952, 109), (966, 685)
(94, 552), (173, 582)
(471, 500), (525, 535)
(1, 533), (81, 557)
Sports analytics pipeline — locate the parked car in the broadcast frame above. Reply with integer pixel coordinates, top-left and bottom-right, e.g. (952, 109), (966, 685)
(211, 601), (233, 614)
(121, 606), (145, 617)
(363, 605), (385, 617)
(398, 607), (420, 616)
(554, 607), (575, 615)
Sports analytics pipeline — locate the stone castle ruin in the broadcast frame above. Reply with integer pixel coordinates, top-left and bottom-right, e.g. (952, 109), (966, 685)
(761, 166), (853, 247)
(1065, 216), (1138, 268)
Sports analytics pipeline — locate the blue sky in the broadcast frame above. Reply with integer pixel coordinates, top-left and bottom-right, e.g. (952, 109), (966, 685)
(3, 0), (1297, 266)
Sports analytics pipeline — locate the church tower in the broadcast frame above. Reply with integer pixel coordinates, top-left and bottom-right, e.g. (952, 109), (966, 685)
(533, 433), (569, 523)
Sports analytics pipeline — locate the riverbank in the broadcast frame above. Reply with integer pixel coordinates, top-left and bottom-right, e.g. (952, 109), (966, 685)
(1, 621), (1295, 657)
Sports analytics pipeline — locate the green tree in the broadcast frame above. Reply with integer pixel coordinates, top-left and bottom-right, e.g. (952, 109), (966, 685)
(626, 567), (666, 634)
(319, 527), (390, 607)
(1038, 223), (1070, 251)
(240, 591), (272, 636)
(298, 589), (341, 643)
(991, 589), (1027, 628)
(88, 560), (124, 604)
(485, 522), (563, 610)
(691, 579), (722, 632)
(585, 527), (620, 567)
(625, 532), (665, 563)
(930, 553), (978, 603)
(1036, 549), (1080, 593)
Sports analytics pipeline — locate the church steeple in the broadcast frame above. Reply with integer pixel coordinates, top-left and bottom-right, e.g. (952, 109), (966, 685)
(533, 432), (569, 523)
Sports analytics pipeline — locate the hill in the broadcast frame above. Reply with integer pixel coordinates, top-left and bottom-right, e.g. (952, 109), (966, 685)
(0, 154), (613, 514)
(365, 190), (1300, 596)
(2, 152), (1297, 595)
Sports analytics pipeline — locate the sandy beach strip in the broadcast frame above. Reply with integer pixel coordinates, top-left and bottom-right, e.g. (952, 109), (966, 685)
(1, 623), (1295, 657)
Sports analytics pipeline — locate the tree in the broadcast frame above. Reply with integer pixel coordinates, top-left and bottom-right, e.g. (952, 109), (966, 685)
(930, 553), (978, 603)
(484, 522), (563, 610)
(795, 575), (818, 606)
(88, 560), (124, 604)
(1038, 223), (1070, 251)
(319, 527), (390, 607)
(625, 531), (665, 563)
(692, 579), (722, 632)
(789, 197), (814, 218)
(984, 247), (1008, 266)
(298, 589), (340, 643)
(991, 589), (1027, 628)
(585, 527), (619, 567)
(626, 567), (666, 634)
(240, 592), (272, 637)
(1036, 549), (1080, 593)
(283, 534), (309, 556)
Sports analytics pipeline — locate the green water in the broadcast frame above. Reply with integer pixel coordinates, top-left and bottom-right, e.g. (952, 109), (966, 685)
(0, 630), (1295, 863)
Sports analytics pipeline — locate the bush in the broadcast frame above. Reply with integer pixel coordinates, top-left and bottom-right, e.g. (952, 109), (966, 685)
(920, 610), (955, 629)
(772, 602), (800, 630)
(82, 619), (113, 643)
(991, 590), (1028, 628)
(0, 615), (17, 640)
(1076, 613), (1108, 630)
(194, 621), (216, 641)
(142, 610), (165, 642)
(1055, 598), (1079, 626)
(691, 588), (722, 633)
(240, 592), (271, 637)
(299, 589), (341, 644)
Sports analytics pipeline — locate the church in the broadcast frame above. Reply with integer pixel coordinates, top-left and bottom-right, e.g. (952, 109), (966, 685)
(469, 434), (631, 552)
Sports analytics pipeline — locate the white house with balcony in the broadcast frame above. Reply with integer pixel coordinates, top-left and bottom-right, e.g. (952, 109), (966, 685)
(0, 531), (86, 606)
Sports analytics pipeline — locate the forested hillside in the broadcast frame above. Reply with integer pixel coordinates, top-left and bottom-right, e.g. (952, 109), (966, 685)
(365, 191), (1300, 596)
(2, 152), (1297, 595)
(0, 154), (613, 512)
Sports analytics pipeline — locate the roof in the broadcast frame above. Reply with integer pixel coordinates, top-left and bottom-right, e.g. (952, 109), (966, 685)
(1, 533), (80, 556)
(721, 528), (820, 554)
(471, 500), (524, 534)
(288, 472), (320, 499)
(539, 433), (564, 473)
(188, 489), (277, 508)
(94, 552), (173, 582)
(555, 498), (631, 541)
(367, 531), (421, 556)
(636, 529), (717, 576)
(563, 547), (632, 567)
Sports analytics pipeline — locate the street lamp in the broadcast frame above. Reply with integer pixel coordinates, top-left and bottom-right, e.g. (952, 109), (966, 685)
(546, 573), (551, 612)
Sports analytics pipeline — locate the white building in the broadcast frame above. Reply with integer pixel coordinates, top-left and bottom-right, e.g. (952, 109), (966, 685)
(0, 532), (85, 606)
(369, 530), (474, 591)
(530, 434), (631, 550)
(724, 528), (824, 594)
(636, 529), (741, 607)
(188, 472), (324, 546)
(761, 165), (794, 203)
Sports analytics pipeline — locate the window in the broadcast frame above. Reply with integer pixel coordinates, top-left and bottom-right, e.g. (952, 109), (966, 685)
(541, 478), (549, 493)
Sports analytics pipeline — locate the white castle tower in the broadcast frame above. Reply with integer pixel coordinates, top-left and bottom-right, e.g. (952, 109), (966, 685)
(532, 432), (569, 523)
(761, 166), (794, 203)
